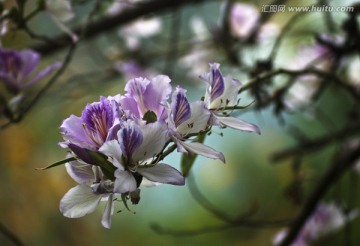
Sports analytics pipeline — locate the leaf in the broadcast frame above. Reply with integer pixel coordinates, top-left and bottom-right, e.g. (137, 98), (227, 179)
(142, 110), (157, 124)
(181, 133), (206, 177)
(85, 149), (116, 180)
(36, 157), (77, 170)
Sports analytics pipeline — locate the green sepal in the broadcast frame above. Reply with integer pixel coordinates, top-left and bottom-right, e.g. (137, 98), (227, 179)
(181, 133), (206, 177)
(85, 149), (116, 181)
(36, 157), (77, 170)
(121, 193), (132, 212)
(143, 110), (157, 124)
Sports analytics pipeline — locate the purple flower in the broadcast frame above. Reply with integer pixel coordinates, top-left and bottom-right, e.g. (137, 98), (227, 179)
(60, 97), (118, 152)
(168, 86), (225, 162)
(99, 120), (185, 194)
(0, 48), (61, 94)
(200, 63), (260, 134)
(120, 75), (172, 120)
(273, 203), (358, 246)
(229, 3), (259, 39)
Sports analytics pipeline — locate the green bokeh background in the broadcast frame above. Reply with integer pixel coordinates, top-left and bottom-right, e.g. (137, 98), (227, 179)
(1, 0), (360, 245)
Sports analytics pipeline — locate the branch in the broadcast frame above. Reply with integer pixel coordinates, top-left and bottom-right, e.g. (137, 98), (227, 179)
(151, 174), (290, 237)
(279, 145), (360, 246)
(272, 122), (360, 162)
(32, 0), (214, 56)
(240, 68), (360, 102)
(0, 223), (24, 246)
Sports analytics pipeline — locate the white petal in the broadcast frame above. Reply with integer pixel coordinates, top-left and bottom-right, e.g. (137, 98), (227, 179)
(99, 140), (124, 169)
(65, 160), (95, 184)
(114, 170), (137, 193)
(133, 122), (168, 161)
(177, 101), (210, 135)
(140, 178), (161, 187)
(180, 141), (225, 163)
(101, 194), (115, 229)
(137, 164), (185, 185)
(216, 116), (261, 134)
(60, 184), (102, 218)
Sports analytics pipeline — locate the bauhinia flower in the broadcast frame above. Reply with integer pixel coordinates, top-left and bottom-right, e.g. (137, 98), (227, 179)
(200, 63), (260, 134)
(60, 156), (116, 229)
(120, 75), (171, 120)
(168, 86), (225, 162)
(99, 120), (185, 194)
(272, 202), (358, 246)
(0, 47), (61, 94)
(60, 97), (118, 152)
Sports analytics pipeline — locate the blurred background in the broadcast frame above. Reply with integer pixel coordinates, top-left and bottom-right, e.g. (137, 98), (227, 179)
(1, 0), (360, 245)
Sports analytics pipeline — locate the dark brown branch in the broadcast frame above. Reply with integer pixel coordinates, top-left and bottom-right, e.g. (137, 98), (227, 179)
(272, 123), (360, 162)
(279, 145), (360, 246)
(240, 68), (360, 102)
(32, 0), (214, 56)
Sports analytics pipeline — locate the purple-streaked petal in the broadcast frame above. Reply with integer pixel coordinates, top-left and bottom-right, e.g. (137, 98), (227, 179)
(79, 97), (116, 148)
(99, 140), (124, 169)
(60, 184), (102, 218)
(143, 75), (172, 118)
(60, 115), (93, 149)
(137, 164), (185, 185)
(132, 121), (168, 161)
(120, 96), (140, 118)
(65, 157), (95, 184)
(106, 124), (121, 142)
(216, 116), (261, 134)
(124, 77), (150, 116)
(179, 141), (225, 163)
(177, 101), (210, 135)
(171, 86), (191, 128)
(209, 63), (225, 102)
(118, 123), (143, 159)
(210, 75), (242, 108)
(114, 170), (137, 193)
(81, 98), (114, 134)
(101, 194), (115, 229)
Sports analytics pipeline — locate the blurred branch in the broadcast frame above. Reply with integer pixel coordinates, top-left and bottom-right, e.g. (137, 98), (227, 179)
(0, 223), (24, 246)
(272, 122), (360, 162)
(32, 0), (214, 56)
(240, 68), (360, 103)
(151, 174), (290, 236)
(279, 145), (360, 246)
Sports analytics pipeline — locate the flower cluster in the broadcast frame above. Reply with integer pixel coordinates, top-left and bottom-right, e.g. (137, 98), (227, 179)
(273, 203), (358, 246)
(58, 63), (260, 228)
